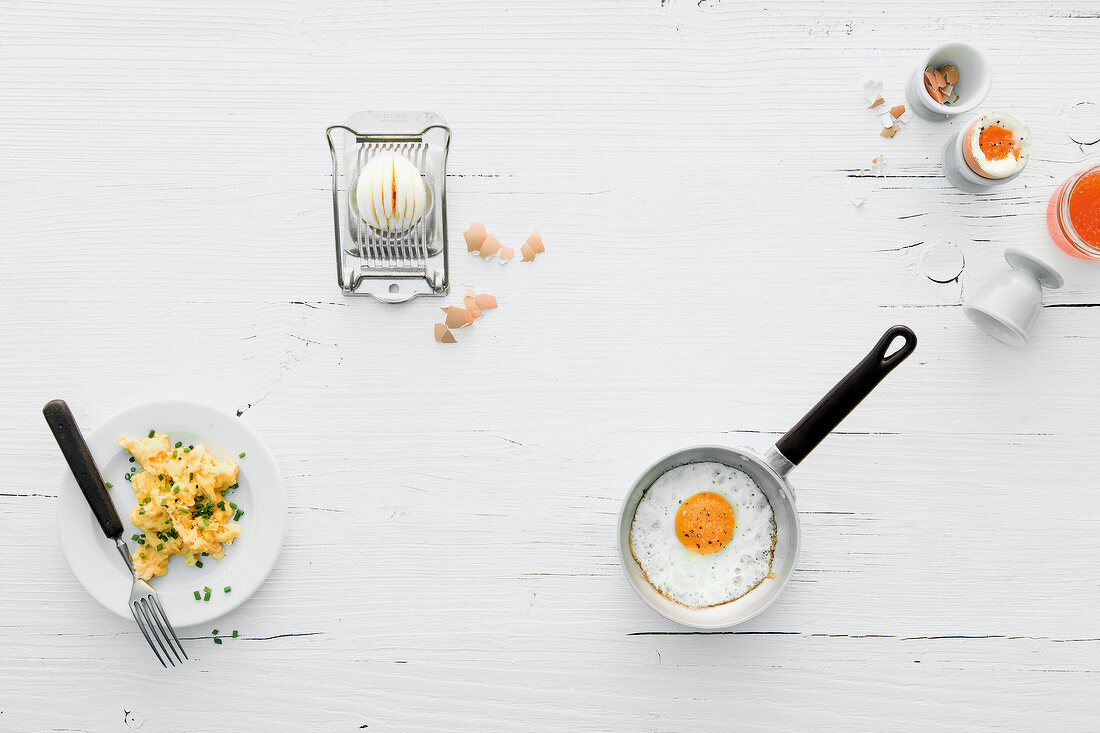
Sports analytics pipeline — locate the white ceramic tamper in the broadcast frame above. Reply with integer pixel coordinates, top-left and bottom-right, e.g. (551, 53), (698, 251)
(906, 42), (991, 121)
(962, 247), (1064, 347)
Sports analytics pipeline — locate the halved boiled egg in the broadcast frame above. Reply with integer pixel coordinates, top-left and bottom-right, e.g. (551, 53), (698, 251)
(962, 112), (1032, 180)
(354, 152), (430, 231)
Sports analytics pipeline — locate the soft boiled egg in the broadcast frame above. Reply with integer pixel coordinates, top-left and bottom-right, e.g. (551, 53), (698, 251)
(354, 152), (430, 231)
(629, 462), (776, 608)
(962, 112), (1032, 179)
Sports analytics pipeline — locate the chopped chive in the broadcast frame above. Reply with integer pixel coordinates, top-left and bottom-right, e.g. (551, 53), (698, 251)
(227, 483), (238, 491)
(194, 590), (201, 600)
(131, 534), (139, 541)
(202, 518), (209, 528)
(203, 587), (211, 601)
(156, 543), (163, 551)
(195, 560), (203, 568)
(148, 429), (155, 438)
(238, 452), (246, 458)
(214, 637), (222, 644)
(138, 508), (145, 515)
(217, 501), (225, 510)
(172, 450), (177, 459)
(164, 517), (170, 524)
(129, 457), (135, 463)
(229, 502), (237, 510)
(175, 441), (182, 448)
(233, 509), (243, 521)
(189, 473), (194, 481)
(173, 487), (180, 494)
(212, 629), (219, 635)
(232, 630), (238, 638)
(105, 482), (113, 489)
(157, 475), (164, 481)
(183, 447), (191, 453)
(138, 553), (145, 559)
(160, 499), (168, 506)
(124, 475), (131, 482)
(223, 586), (232, 593)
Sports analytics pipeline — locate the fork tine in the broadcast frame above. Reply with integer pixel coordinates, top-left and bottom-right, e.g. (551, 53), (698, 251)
(131, 603), (167, 668)
(147, 594), (188, 662)
(135, 599), (176, 667)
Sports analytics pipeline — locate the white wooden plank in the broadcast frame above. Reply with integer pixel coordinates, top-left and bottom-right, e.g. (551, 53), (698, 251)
(2, 0), (1099, 730)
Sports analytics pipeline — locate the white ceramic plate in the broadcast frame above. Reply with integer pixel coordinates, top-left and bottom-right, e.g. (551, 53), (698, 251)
(56, 400), (286, 628)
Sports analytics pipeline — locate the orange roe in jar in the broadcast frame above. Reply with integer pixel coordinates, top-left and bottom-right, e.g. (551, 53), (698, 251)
(978, 124), (1019, 161)
(1068, 168), (1100, 248)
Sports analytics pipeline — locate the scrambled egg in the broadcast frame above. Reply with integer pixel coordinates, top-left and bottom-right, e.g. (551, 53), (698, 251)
(119, 432), (242, 581)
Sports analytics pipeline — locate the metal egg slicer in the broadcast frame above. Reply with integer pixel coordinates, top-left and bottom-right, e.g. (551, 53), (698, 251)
(326, 111), (451, 302)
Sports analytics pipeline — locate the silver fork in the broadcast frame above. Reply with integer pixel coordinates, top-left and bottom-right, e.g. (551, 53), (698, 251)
(43, 399), (188, 667)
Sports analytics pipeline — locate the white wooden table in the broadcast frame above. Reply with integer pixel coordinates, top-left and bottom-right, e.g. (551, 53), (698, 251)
(3, 2), (1099, 730)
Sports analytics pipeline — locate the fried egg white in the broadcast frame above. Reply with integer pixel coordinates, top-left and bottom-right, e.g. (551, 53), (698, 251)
(630, 462), (776, 608)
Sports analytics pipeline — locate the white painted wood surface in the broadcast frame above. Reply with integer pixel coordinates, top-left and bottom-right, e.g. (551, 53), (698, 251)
(2, 1), (1099, 730)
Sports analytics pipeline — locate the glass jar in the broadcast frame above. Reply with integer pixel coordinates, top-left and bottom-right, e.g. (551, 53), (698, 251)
(1047, 163), (1100, 259)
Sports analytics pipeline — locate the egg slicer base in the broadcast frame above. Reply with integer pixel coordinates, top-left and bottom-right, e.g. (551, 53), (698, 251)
(326, 111), (451, 302)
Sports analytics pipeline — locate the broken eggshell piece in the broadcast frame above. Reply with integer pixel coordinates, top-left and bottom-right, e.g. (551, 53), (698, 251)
(431, 291), (498, 342)
(464, 296), (482, 319)
(442, 305), (475, 329)
(434, 323), (457, 343)
(480, 234), (503, 259)
(473, 292), (497, 310)
(464, 222), (487, 252)
(527, 230), (545, 254)
(863, 80), (884, 105)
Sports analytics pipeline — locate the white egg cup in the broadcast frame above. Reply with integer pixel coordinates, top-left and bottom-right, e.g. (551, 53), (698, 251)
(962, 247), (1064, 347)
(941, 120), (1026, 193)
(907, 42), (991, 121)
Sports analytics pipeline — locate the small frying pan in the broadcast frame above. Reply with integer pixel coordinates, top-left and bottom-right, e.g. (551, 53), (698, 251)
(618, 325), (917, 628)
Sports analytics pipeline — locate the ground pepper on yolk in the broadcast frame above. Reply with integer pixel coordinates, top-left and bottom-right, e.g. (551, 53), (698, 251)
(675, 491), (735, 554)
(1069, 169), (1100, 247)
(978, 124), (1020, 161)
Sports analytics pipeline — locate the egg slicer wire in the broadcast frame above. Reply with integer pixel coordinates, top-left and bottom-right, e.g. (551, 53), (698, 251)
(326, 118), (451, 302)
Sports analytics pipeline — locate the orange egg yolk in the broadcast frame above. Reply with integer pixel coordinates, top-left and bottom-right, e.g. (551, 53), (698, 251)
(675, 491), (735, 555)
(978, 124), (1019, 161)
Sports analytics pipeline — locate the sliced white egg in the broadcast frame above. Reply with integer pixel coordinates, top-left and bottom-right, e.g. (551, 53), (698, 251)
(354, 152), (429, 231)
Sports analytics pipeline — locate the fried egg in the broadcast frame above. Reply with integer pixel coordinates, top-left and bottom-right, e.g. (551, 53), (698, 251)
(354, 151), (429, 231)
(962, 111), (1031, 179)
(630, 462), (776, 608)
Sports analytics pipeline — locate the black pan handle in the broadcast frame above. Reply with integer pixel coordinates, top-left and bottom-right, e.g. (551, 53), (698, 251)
(43, 399), (123, 539)
(774, 325), (917, 466)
